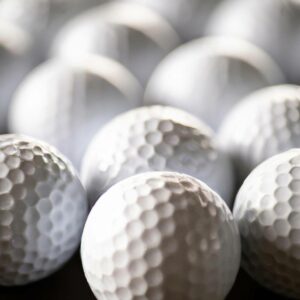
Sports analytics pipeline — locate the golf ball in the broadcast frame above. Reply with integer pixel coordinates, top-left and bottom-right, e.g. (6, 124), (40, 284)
(207, 0), (300, 82)
(81, 106), (235, 207)
(0, 134), (88, 286)
(53, 2), (180, 85)
(234, 149), (300, 298)
(9, 56), (142, 168)
(121, 0), (222, 41)
(0, 20), (35, 133)
(81, 172), (241, 300)
(219, 85), (300, 184)
(0, 0), (102, 58)
(145, 37), (284, 130)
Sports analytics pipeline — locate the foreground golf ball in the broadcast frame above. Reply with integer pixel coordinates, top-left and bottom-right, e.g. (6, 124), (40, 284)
(53, 2), (180, 85)
(145, 37), (284, 130)
(219, 85), (300, 183)
(234, 149), (300, 298)
(122, 0), (222, 41)
(0, 20), (35, 133)
(81, 106), (235, 207)
(207, 0), (300, 82)
(81, 172), (241, 300)
(9, 56), (142, 168)
(0, 134), (88, 285)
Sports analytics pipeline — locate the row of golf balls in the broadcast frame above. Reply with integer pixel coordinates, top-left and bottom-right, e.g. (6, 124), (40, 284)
(4, 34), (286, 169)
(1, 131), (300, 299)
(2, 0), (300, 169)
(2, 0), (300, 80)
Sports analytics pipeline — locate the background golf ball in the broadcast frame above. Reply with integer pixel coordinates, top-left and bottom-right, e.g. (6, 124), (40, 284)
(122, 0), (222, 41)
(81, 172), (241, 300)
(0, 20), (36, 133)
(207, 0), (300, 83)
(234, 149), (300, 298)
(9, 56), (142, 168)
(53, 1), (180, 85)
(81, 105), (235, 207)
(0, 134), (88, 286)
(0, 0), (103, 59)
(145, 37), (284, 130)
(219, 85), (300, 184)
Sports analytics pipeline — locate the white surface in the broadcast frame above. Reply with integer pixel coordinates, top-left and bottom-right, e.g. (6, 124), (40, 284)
(0, 134), (88, 285)
(9, 57), (142, 168)
(145, 37), (284, 130)
(207, 0), (300, 82)
(82, 172), (241, 299)
(219, 85), (300, 183)
(53, 2), (180, 85)
(81, 105), (235, 207)
(122, 0), (222, 40)
(234, 149), (300, 298)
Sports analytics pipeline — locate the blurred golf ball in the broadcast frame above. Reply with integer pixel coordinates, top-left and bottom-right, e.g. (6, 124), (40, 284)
(207, 0), (300, 82)
(0, 0), (103, 59)
(81, 172), (241, 300)
(53, 1), (180, 85)
(81, 105), (235, 207)
(219, 85), (300, 183)
(0, 20), (36, 133)
(0, 134), (88, 286)
(122, 0), (223, 41)
(234, 149), (300, 298)
(9, 56), (142, 168)
(145, 37), (284, 130)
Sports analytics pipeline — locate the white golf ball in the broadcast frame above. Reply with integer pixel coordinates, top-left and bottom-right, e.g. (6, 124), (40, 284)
(52, 2), (180, 85)
(0, 0), (103, 59)
(234, 149), (300, 298)
(9, 56), (142, 168)
(219, 85), (300, 183)
(0, 20), (36, 133)
(81, 172), (241, 300)
(207, 0), (300, 82)
(0, 134), (88, 286)
(81, 105), (235, 207)
(121, 0), (223, 40)
(145, 37), (284, 130)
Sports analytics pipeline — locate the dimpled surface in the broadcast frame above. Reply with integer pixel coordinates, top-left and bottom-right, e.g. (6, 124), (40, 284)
(207, 0), (300, 82)
(145, 37), (284, 130)
(81, 106), (235, 207)
(81, 172), (241, 300)
(219, 85), (300, 183)
(9, 57), (142, 168)
(234, 149), (300, 298)
(53, 2), (180, 86)
(0, 134), (88, 285)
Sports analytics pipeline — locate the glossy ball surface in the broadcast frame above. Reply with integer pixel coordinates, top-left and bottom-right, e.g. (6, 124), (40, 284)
(81, 106), (235, 207)
(207, 0), (300, 82)
(219, 85), (300, 183)
(0, 134), (88, 286)
(234, 149), (300, 298)
(9, 57), (142, 168)
(122, 0), (222, 40)
(53, 2), (180, 85)
(145, 37), (284, 130)
(82, 172), (241, 300)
